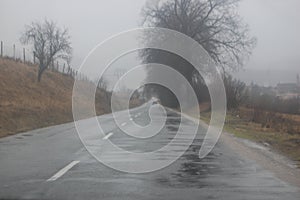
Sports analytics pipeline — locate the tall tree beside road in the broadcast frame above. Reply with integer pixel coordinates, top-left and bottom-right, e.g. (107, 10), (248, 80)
(20, 19), (72, 82)
(223, 74), (247, 109)
(141, 0), (256, 106)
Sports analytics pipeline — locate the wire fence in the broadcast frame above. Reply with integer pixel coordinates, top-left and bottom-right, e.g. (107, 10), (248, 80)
(0, 40), (89, 81)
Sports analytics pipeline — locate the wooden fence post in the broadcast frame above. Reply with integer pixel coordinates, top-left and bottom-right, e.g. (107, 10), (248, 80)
(52, 60), (54, 71)
(33, 51), (36, 64)
(23, 48), (26, 63)
(13, 44), (16, 60)
(0, 41), (3, 57)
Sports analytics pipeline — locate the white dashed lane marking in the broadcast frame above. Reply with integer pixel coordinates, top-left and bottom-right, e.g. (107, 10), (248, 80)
(47, 161), (80, 182)
(103, 132), (114, 140)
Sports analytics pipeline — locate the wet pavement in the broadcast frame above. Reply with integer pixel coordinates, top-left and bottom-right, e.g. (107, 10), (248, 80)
(0, 103), (299, 199)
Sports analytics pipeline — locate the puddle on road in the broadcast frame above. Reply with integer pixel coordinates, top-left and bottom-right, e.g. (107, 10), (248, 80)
(155, 140), (221, 188)
(167, 113), (178, 117)
(166, 125), (179, 132)
(166, 118), (181, 125)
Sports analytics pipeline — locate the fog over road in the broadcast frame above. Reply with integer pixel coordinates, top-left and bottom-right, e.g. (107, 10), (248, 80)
(0, 103), (299, 200)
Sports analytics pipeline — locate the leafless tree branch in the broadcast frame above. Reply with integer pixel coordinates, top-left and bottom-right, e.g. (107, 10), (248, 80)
(20, 19), (72, 82)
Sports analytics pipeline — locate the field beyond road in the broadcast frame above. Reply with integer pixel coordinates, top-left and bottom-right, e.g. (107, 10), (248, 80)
(0, 58), (110, 138)
(200, 106), (300, 168)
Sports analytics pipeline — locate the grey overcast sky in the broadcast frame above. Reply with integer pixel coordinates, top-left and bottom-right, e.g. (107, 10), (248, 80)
(1, 0), (300, 85)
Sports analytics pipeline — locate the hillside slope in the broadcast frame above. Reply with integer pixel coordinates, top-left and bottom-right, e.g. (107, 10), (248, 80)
(0, 58), (110, 137)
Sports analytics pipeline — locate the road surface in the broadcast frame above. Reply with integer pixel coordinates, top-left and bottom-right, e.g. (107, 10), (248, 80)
(0, 103), (299, 200)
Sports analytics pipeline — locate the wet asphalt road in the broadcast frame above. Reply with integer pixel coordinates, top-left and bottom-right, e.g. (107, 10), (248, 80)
(0, 103), (299, 200)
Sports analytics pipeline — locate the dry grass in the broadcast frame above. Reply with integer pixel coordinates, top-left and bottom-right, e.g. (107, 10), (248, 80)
(200, 107), (300, 168)
(0, 58), (110, 137)
(239, 107), (300, 135)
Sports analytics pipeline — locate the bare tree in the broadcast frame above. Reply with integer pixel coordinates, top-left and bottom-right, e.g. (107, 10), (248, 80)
(223, 74), (248, 109)
(20, 19), (72, 82)
(96, 77), (111, 109)
(140, 0), (256, 107)
(97, 77), (108, 91)
(142, 0), (256, 71)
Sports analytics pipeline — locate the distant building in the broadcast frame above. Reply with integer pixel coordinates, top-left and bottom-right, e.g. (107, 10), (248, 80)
(276, 74), (300, 100)
(277, 83), (299, 94)
(249, 83), (276, 96)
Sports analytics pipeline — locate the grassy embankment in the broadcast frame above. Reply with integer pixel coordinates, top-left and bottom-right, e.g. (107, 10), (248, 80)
(199, 105), (300, 167)
(0, 58), (111, 138)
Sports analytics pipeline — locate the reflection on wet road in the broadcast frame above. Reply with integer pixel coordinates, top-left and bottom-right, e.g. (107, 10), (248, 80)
(0, 103), (299, 199)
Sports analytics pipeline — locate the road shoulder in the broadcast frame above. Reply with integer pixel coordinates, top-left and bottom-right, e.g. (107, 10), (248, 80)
(173, 108), (300, 189)
(221, 131), (300, 188)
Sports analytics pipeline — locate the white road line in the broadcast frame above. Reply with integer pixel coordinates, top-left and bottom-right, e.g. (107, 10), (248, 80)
(121, 122), (127, 126)
(103, 132), (114, 140)
(47, 160), (80, 182)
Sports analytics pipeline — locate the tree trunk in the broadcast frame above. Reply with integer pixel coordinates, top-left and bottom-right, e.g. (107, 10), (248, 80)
(37, 65), (46, 82)
(37, 69), (42, 82)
